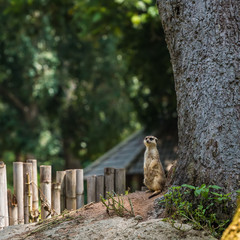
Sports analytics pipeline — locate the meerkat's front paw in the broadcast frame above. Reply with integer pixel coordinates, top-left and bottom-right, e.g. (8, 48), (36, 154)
(148, 190), (161, 199)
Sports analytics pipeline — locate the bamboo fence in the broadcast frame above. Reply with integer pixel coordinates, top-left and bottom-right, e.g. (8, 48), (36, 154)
(0, 160), (126, 230)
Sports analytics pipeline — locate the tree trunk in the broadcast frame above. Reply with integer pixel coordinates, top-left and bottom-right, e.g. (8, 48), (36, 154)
(157, 0), (240, 193)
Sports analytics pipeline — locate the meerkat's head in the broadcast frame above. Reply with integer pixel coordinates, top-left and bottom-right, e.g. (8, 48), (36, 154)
(144, 136), (158, 148)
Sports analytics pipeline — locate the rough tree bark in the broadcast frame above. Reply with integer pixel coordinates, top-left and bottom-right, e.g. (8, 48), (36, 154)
(157, 0), (240, 193)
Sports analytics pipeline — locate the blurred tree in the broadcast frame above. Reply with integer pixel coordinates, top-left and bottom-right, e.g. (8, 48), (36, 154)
(73, 0), (176, 127)
(0, 0), (175, 172)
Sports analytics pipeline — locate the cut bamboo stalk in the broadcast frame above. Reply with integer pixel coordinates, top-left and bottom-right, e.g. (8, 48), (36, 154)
(23, 162), (32, 224)
(76, 169), (84, 208)
(87, 175), (96, 203)
(13, 162), (24, 224)
(96, 175), (104, 202)
(8, 190), (18, 226)
(115, 168), (126, 195)
(26, 159), (39, 217)
(52, 183), (61, 215)
(104, 168), (115, 196)
(141, 186), (148, 192)
(40, 165), (52, 219)
(66, 170), (76, 210)
(7, 190), (12, 226)
(10, 205), (18, 226)
(0, 163), (5, 230)
(0, 161), (8, 229)
(56, 171), (66, 212)
(3, 164), (8, 227)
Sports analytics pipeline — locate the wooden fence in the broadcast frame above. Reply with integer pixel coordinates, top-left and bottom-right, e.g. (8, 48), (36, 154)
(0, 160), (126, 230)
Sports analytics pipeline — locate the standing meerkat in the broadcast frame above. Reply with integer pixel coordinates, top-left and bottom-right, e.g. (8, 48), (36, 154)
(143, 136), (166, 198)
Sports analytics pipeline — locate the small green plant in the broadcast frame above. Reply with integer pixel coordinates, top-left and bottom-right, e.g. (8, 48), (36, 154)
(160, 184), (237, 238)
(100, 191), (135, 217)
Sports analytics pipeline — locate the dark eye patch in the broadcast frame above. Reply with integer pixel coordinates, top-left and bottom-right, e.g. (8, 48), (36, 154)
(149, 137), (154, 141)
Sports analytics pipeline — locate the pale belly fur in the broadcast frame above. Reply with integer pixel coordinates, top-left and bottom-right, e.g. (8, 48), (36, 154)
(144, 148), (166, 191)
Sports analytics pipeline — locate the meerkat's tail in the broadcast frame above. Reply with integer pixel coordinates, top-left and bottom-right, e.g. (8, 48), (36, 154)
(148, 190), (161, 199)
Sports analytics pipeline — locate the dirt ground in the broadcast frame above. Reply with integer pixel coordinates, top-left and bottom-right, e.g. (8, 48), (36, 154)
(0, 191), (216, 240)
(76, 191), (164, 221)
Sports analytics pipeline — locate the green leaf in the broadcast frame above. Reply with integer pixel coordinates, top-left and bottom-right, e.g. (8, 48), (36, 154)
(182, 184), (195, 190)
(212, 192), (221, 197)
(92, 13), (102, 22)
(194, 189), (201, 196)
(209, 185), (222, 190)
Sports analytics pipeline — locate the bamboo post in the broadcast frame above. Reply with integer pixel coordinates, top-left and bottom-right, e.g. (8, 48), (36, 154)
(0, 161), (8, 229)
(10, 205), (18, 226)
(141, 186), (148, 191)
(56, 171), (66, 212)
(26, 159), (39, 217)
(7, 190), (18, 226)
(104, 168), (115, 196)
(87, 175), (96, 203)
(7, 190), (12, 226)
(76, 169), (84, 208)
(11, 206), (18, 226)
(3, 164), (8, 227)
(96, 175), (104, 202)
(52, 183), (61, 215)
(66, 169), (76, 210)
(115, 169), (126, 195)
(40, 165), (52, 219)
(23, 162), (32, 224)
(0, 162), (4, 230)
(13, 162), (24, 224)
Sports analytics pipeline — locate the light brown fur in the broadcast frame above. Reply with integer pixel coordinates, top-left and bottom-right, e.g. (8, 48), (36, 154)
(143, 136), (166, 197)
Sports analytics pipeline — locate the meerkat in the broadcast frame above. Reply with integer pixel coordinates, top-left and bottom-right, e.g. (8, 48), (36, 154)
(143, 136), (166, 198)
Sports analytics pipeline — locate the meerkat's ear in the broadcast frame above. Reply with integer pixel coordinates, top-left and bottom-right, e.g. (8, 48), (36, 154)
(155, 137), (158, 142)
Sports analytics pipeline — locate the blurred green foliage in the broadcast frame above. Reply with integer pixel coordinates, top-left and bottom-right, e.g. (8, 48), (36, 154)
(0, 0), (175, 182)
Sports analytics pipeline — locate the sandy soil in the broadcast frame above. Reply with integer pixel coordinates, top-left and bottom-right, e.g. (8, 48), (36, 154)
(74, 191), (164, 221)
(0, 191), (216, 240)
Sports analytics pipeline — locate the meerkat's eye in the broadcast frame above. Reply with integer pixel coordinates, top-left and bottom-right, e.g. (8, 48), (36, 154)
(149, 137), (154, 141)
